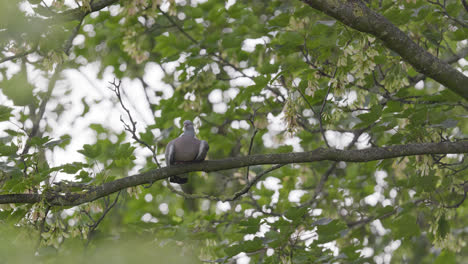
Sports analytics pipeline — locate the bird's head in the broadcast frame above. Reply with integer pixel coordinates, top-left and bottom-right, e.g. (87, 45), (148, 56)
(183, 120), (194, 131)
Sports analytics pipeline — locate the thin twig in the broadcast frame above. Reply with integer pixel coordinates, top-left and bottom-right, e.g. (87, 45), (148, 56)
(245, 108), (262, 183)
(108, 79), (161, 168)
(444, 191), (467, 208)
(20, 65), (62, 179)
(462, 0), (468, 12)
(85, 190), (121, 247)
(63, 17), (85, 55)
(167, 164), (285, 201)
(427, 0), (468, 28)
(0, 47), (37, 64)
(157, 5), (197, 43)
(301, 45), (332, 78)
(245, 129), (258, 183)
(317, 68), (338, 148)
(156, 5), (253, 80)
(36, 205), (51, 250)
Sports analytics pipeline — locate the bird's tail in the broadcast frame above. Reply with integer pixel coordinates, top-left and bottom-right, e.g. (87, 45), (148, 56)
(169, 174), (188, 184)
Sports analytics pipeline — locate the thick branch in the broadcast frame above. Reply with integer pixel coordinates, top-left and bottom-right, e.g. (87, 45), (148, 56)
(0, 141), (466, 206)
(302, 0), (468, 100)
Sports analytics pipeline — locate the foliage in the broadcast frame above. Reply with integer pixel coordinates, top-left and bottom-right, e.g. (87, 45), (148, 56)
(0, 0), (467, 263)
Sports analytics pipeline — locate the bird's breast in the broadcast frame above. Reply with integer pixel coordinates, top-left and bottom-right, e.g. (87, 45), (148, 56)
(173, 137), (201, 161)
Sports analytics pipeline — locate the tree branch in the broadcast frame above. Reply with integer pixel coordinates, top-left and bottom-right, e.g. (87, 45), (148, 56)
(0, 47), (37, 64)
(301, 0), (468, 100)
(0, 141), (466, 206)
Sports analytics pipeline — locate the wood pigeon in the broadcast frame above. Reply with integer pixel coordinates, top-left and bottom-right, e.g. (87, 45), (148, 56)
(165, 120), (209, 184)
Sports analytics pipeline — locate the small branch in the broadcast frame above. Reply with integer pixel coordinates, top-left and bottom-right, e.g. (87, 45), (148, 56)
(157, 5), (198, 43)
(20, 65), (62, 178)
(427, 0), (468, 28)
(22, 65), (62, 156)
(245, 108), (261, 183)
(85, 190), (121, 246)
(63, 17), (85, 55)
(462, 0), (468, 12)
(347, 208), (397, 228)
(300, 45), (332, 78)
(0, 47), (37, 64)
(51, 0), (119, 22)
(317, 68), (337, 148)
(226, 164), (285, 202)
(156, 5), (254, 82)
(245, 129), (258, 182)
(168, 164), (285, 202)
(108, 79), (161, 168)
(318, 85), (332, 148)
(36, 206), (51, 249)
(444, 191), (467, 208)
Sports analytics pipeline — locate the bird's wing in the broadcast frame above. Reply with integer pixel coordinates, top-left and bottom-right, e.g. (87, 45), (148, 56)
(194, 140), (209, 161)
(165, 140), (175, 166)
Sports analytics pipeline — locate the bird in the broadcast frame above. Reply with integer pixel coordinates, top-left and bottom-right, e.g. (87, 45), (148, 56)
(165, 120), (209, 184)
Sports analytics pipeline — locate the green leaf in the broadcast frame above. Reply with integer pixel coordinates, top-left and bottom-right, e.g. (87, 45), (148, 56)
(78, 144), (102, 159)
(434, 250), (456, 264)
(417, 175), (437, 192)
(384, 6), (412, 25)
(268, 13), (290, 27)
(448, 28), (468, 41)
(239, 218), (260, 234)
(59, 162), (88, 174)
(1, 71), (34, 106)
(0, 144), (18, 156)
(29, 136), (51, 147)
(225, 238), (263, 257)
(114, 158), (133, 168)
(285, 207), (307, 222)
(445, 3), (459, 17)
(436, 214), (450, 240)
(356, 105), (382, 127)
(264, 230), (284, 248)
(359, 105), (383, 122)
(384, 101), (403, 113)
(0, 105), (13, 122)
(154, 33), (189, 58)
(0, 161), (22, 174)
(89, 123), (107, 134)
(376, 206), (394, 218)
(44, 138), (70, 148)
(316, 219), (347, 244)
(276, 31), (303, 49)
(391, 214), (420, 239)
(3, 129), (24, 137)
(114, 143), (136, 159)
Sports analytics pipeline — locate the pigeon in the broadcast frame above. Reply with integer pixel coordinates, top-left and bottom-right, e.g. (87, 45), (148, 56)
(165, 120), (209, 184)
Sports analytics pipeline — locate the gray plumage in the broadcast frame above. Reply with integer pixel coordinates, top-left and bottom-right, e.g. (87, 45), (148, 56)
(165, 120), (209, 184)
